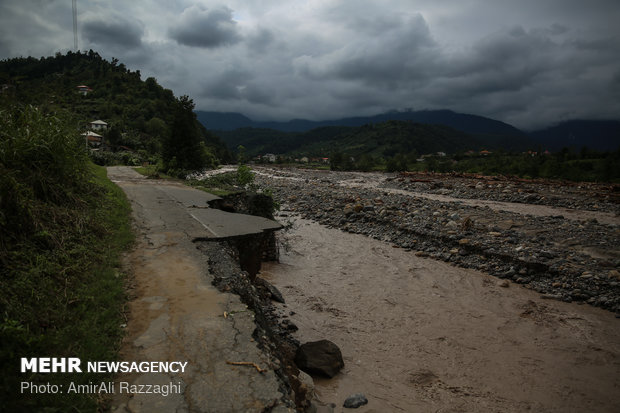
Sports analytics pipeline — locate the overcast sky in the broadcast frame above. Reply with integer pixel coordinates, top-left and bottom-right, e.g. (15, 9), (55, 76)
(1, 0), (619, 130)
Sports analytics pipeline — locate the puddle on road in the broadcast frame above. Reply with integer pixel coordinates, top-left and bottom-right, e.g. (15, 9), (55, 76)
(260, 217), (620, 412)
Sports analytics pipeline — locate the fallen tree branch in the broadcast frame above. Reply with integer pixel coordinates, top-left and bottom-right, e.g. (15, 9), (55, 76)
(226, 361), (267, 373)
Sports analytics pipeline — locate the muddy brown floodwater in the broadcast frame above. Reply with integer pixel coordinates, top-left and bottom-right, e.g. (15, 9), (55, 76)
(260, 216), (620, 413)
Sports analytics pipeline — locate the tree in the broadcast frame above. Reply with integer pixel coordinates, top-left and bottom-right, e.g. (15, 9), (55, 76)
(163, 95), (211, 171)
(105, 126), (122, 147)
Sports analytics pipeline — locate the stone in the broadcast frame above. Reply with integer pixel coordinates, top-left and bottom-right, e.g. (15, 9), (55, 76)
(295, 340), (344, 378)
(257, 278), (285, 303)
(445, 220), (458, 229)
(608, 270), (620, 280)
(281, 319), (298, 331)
(343, 393), (368, 408)
(294, 370), (315, 409)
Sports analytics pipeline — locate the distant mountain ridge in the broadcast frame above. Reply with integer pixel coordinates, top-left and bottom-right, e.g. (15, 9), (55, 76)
(197, 109), (524, 136)
(530, 120), (620, 151)
(196, 110), (620, 153)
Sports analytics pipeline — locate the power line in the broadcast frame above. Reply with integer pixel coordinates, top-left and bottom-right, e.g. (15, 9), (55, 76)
(72, 0), (78, 50)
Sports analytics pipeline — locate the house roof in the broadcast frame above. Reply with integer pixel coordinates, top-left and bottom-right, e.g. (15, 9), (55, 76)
(82, 131), (103, 137)
(90, 120), (107, 125)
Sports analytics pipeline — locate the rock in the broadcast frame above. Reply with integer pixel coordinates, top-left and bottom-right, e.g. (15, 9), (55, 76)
(281, 319), (298, 331)
(497, 220), (516, 230)
(541, 293), (563, 300)
(445, 220), (458, 229)
(499, 280), (510, 288)
(608, 270), (620, 280)
(257, 278), (285, 303)
(295, 340), (344, 378)
(294, 370), (315, 409)
(343, 393), (368, 409)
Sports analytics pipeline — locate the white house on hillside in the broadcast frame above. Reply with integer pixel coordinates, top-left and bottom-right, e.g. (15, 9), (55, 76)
(90, 120), (108, 131)
(83, 131), (103, 148)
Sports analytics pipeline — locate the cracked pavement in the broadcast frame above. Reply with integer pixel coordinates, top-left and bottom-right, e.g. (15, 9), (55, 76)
(106, 167), (292, 413)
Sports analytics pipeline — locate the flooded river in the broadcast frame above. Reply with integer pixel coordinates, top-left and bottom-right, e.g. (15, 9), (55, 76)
(260, 216), (620, 412)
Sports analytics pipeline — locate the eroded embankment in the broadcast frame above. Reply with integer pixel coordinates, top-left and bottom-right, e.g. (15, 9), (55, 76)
(197, 240), (315, 411)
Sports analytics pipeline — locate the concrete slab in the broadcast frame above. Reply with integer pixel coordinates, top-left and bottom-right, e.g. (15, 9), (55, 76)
(189, 208), (283, 239)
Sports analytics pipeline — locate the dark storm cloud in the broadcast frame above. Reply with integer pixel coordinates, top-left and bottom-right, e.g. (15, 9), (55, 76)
(1, 0), (619, 129)
(294, 13), (438, 87)
(201, 69), (250, 100)
(169, 5), (241, 48)
(82, 17), (144, 48)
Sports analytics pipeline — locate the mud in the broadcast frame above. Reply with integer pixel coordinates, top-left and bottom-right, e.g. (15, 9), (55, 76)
(261, 216), (620, 412)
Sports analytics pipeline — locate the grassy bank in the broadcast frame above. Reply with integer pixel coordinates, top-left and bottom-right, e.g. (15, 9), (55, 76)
(1, 104), (134, 412)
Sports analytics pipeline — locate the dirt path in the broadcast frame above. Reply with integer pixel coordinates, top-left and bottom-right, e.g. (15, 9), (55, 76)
(106, 167), (290, 413)
(262, 216), (620, 412)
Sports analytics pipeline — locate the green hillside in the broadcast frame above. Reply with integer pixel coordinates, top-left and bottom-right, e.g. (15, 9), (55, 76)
(216, 120), (482, 158)
(296, 121), (481, 157)
(0, 51), (231, 169)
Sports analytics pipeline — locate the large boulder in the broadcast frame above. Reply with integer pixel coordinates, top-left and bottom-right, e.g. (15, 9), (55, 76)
(295, 340), (344, 378)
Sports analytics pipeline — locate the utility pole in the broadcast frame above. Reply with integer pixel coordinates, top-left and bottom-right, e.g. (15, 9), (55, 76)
(72, 0), (78, 50)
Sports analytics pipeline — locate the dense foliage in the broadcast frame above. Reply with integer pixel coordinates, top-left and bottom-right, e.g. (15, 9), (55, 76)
(0, 51), (231, 171)
(0, 102), (134, 411)
(217, 121), (480, 159)
(421, 149), (620, 182)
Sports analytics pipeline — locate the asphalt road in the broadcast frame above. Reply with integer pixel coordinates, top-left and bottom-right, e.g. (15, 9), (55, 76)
(106, 166), (291, 413)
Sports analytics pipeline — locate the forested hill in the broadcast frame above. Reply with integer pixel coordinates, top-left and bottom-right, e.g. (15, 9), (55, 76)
(198, 109), (532, 151)
(0, 51), (231, 164)
(216, 120), (483, 158)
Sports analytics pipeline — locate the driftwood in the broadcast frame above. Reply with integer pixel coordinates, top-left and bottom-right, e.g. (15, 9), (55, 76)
(226, 361), (267, 373)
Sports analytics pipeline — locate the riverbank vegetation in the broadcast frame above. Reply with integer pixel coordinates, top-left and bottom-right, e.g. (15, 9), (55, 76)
(0, 102), (134, 411)
(327, 147), (620, 182)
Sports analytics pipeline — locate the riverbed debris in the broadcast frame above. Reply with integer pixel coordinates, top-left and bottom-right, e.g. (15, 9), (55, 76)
(226, 361), (268, 374)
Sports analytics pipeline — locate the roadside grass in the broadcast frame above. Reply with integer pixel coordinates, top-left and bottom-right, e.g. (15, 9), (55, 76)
(133, 165), (175, 180)
(0, 161), (134, 412)
(186, 169), (248, 197)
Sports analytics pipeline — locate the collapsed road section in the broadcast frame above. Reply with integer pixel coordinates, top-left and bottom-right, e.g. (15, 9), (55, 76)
(106, 166), (293, 413)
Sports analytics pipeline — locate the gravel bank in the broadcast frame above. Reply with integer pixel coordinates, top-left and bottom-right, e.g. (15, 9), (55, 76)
(254, 167), (620, 315)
